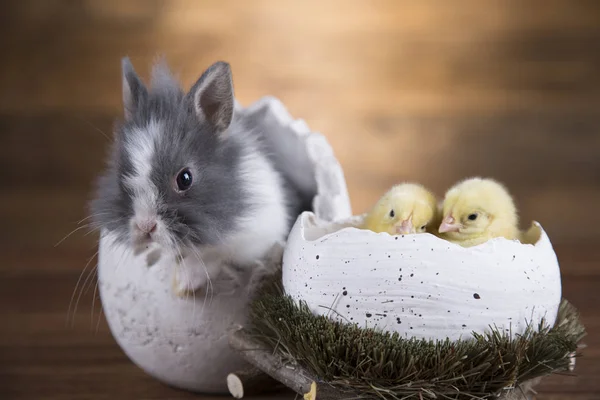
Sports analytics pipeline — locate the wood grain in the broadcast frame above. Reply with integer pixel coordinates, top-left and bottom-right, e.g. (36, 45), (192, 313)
(0, 0), (598, 399)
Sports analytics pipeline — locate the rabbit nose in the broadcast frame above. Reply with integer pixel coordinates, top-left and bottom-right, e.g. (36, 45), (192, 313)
(136, 220), (157, 234)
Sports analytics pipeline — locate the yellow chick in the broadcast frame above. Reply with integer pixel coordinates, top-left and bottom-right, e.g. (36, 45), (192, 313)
(438, 177), (519, 247)
(362, 183), (439, 235)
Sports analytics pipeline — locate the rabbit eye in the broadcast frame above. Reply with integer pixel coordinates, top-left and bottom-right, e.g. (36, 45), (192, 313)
(468, 213), (478, 221)
(176, 168), (193, 191)
(389, 209), (395, 218)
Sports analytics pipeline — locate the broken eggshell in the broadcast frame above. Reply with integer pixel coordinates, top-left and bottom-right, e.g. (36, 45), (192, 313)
(97, 96), (351, 393)
(282, 212), (562, 341)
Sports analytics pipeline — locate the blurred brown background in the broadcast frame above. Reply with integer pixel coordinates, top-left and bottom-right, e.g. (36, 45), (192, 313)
(1, 0), (599, 399)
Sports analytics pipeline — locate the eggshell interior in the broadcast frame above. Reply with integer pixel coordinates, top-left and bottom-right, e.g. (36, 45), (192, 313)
(98, 96), (351, 393)
(282, 212), (562, 342)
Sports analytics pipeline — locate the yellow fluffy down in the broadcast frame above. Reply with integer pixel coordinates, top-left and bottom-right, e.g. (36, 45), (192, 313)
(361, 183), (440, 236)
(438, 177), (520, 247)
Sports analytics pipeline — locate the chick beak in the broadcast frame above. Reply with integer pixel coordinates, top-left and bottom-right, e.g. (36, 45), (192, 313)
(396, 216), (414, 234)
(438, 216), (461, 233)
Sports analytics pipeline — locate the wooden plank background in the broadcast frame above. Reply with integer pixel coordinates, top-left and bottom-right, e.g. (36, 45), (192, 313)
(0, 1), (598, 399)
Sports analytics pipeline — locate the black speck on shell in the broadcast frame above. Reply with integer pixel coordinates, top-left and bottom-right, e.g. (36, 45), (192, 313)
(366, 313), (372, 318)
(342, 290), (348, 296)
(462, 324), (467, 328)
(473, 293), (481, 299)
(316, 255), (320, 260)
(410, 273), (414, 277)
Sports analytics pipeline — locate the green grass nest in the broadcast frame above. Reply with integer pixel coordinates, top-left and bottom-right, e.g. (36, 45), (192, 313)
(248, 282), (586, 400)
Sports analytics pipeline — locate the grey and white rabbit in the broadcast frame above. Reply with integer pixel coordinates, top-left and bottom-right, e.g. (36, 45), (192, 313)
(91, 58), (302, 294)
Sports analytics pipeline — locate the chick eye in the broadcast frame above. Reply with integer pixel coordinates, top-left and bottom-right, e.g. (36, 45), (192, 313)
(389, 209), (395, 218)
(420, 225), (427, 231)
(468, 213), (478, 221)
(176, 168), (193, 191)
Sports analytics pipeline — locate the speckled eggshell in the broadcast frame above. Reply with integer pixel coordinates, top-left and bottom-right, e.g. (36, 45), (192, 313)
(98, 96), (351, 393)
(98, 237), (254, 393)
(282, 212), (562, 341)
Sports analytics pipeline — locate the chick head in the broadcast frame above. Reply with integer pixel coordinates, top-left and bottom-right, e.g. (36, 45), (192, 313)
(364, 183), (438, 235)
(438, 177), (518, 242)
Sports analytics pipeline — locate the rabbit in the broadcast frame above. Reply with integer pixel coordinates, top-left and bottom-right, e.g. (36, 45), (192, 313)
(90, 58), (302, 295)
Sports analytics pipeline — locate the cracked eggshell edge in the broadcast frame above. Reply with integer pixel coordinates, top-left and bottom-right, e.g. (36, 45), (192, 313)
(235, 96), (352, 222)
(282, 212), (563, 342)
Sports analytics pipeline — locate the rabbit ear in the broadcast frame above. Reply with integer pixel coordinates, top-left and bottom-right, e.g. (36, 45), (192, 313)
(190, 61), (234, 133)
(121, 57), (147, 120)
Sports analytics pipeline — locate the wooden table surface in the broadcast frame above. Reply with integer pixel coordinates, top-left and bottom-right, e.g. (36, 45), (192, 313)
(1, 1), (599, 399)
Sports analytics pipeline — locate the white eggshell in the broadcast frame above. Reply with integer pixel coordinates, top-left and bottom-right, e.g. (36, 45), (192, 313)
(282, 212), (562, 341)
(98, 237), (253, 393)
(98, 96), (351, 393)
